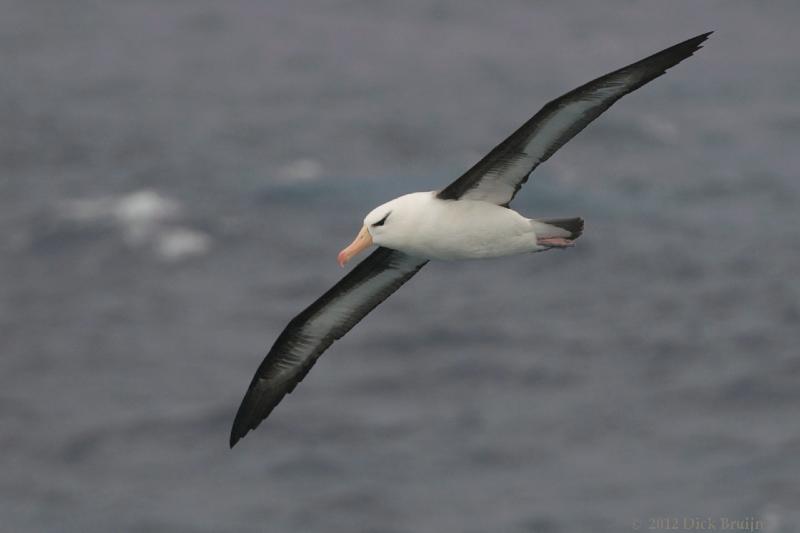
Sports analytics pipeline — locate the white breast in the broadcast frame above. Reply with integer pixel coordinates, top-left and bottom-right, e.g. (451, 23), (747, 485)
(376, 192), (541, 260)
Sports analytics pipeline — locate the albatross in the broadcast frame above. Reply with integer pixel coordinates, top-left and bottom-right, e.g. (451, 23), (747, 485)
(230, 32), (711, 447)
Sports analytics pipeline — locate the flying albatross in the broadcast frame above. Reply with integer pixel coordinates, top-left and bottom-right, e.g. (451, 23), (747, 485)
(230, 32), (711, 447)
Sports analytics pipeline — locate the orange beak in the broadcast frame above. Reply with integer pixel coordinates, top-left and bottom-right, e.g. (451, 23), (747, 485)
(337, 225), (373, 267)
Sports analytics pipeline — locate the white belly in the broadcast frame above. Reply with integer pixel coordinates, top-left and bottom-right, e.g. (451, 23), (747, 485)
(384, 195), (541, 260)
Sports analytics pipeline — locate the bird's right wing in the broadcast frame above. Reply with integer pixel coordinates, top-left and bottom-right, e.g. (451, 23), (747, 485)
(437, 32), (712, 206)
(230, 247), (427, 447)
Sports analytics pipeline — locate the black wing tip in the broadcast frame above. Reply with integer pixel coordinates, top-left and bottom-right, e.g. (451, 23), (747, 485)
(229, 377), (285, 448)
(669, 31), (714, 59)
(684, 31), (714, 51)
(230, 397), (270, 448)
(229, 390), (261, 448)
(230, 408), (263, 448)
(650, 31), (713, 65)
(229, 428), (245, 448)
(229, 412), (249, 448)
(615, 30), (713, 90)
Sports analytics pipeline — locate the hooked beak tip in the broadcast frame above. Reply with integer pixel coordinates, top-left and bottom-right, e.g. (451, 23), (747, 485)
(337, 225), (372, 267)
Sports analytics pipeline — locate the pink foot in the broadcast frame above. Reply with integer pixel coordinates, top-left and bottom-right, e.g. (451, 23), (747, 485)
(537, 237), (575, 248)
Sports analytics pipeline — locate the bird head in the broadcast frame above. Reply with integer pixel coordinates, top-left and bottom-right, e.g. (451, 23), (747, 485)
(337, 193), (427, 266)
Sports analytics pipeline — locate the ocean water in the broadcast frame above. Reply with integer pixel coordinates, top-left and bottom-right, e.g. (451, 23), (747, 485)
(2, 1), (799, 532)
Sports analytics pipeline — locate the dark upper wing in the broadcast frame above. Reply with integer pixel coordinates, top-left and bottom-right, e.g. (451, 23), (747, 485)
(437, 32), (712, 206)
(230, 247), (427, 447)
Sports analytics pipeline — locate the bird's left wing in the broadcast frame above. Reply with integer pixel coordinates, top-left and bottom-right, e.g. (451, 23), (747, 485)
(437, 32), (711, 206)
(230, 247), (427, 447)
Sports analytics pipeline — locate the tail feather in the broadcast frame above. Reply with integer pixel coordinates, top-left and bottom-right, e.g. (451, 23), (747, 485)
(534, 217), (584, 240)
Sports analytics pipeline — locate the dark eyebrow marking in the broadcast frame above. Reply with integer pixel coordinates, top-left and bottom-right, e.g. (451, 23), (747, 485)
(371, 211), (391, 227)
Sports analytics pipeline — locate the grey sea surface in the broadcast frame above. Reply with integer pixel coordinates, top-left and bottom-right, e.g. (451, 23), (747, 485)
(2, 1), (799, 532)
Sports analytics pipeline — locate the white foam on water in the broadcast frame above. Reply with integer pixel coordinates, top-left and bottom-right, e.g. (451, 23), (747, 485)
(155, 227), (212, 262)
(640, 114), (679, 143)
(113, 189), (180, 225)
(275, 158), (323, 183)
(58, 189), (212, 261)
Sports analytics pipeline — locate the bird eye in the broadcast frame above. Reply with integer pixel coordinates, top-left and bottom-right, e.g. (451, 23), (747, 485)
(371, 212), (391, 227)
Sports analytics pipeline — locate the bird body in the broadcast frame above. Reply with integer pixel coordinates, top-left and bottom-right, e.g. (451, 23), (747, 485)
(364, 191), (566, 260)
(229, 32), (712, 447)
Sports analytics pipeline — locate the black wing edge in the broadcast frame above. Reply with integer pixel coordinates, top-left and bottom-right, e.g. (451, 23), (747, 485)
(229, 247), (427, 448)
(437, 31), (713, 203)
